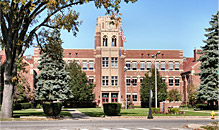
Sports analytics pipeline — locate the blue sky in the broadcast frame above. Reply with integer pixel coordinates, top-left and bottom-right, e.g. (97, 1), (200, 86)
(25, 0), (218, 57)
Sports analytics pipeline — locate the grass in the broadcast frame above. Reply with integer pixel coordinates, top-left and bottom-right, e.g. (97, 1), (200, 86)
(0, 109), (72, 121)
(76, 108), (219, 117)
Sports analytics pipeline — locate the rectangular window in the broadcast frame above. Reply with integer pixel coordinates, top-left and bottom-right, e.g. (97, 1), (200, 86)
(132, 62), (137, 70)
(102, 57), (109, 68)
(140, 62), (145, 70)
(111, 76), (118, 86)
(175, 62), (179, 70)
(111, 93), (118, 103)
(169, 62), (173, 70)
(75, 60), (80, 65)
(67, 60), (71, 65)
(132, 93), (138, 101)
(140, 77), (143, 85)
(89, 77), (94, 84)
(161, 62), (165, 70)
(132, 78), (137, 86)
(102, 76), (109, 86)
(126, 62), (131, 70)
(169, 77), (173, 86)
(147, 62), (151, 70)
(102, 93), (109, 103)
(126, 93), (131, 100)
(126, 78), (131, 86)
(175, 78), (180, 86)
(89, 61), (94, 70)
(82, 61), (87, 70)
(111, 57), (118, 68)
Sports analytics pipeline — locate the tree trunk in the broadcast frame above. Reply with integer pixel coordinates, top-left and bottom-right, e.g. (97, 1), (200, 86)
(1, 59), (16, 118)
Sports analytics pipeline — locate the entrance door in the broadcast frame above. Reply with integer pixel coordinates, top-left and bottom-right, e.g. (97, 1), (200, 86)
(111, 93), (118, 103)
(102, 93), (109, 104)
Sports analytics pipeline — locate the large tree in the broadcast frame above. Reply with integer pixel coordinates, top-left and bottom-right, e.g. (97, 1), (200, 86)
(140, 68), (167, 107)
(35, 30), (72, 101)
(0, 0), (137, 118)
(66, 61), (95, 103)
(196, 11), (219, 105)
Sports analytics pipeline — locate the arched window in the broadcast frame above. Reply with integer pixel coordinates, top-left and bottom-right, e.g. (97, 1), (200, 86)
(112, 36), (117, 47)
(103, 36), (108, 47)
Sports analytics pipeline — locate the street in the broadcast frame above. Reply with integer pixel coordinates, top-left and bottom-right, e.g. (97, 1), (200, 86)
(0, 119), (216, 130)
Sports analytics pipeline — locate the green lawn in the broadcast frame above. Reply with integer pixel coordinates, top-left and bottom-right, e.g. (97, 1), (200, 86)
(12, 109), (72, 118)
(76, 108), (218, 117)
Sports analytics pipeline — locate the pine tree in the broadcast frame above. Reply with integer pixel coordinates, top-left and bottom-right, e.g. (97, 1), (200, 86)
(140, 68), (167, 107)
(196, 11), (219, 105)
(66, 61), (95, 103)
(35, 30), (72, 101)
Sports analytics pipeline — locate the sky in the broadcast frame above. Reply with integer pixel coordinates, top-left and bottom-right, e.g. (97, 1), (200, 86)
(25, 0), (218, 57)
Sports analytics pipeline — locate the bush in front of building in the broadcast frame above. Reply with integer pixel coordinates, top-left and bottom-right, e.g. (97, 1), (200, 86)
(168, 108), (180, 114)
(152, 108), (160, 114)
(42, 102), (62, 117)
(103, 103), (121, 116)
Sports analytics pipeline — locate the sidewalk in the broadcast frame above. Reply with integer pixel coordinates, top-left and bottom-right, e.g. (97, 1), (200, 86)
(67, 109), (218, 120)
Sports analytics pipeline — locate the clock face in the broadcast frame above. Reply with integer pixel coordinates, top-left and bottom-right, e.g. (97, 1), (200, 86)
(107, 22), (113, 30)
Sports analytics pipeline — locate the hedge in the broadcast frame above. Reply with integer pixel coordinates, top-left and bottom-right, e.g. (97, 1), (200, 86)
(42, 102), (62, 117)
(103, 103), (121, 116)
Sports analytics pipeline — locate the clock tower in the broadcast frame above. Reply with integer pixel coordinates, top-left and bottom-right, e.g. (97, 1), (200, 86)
(94, 16), (126, 107)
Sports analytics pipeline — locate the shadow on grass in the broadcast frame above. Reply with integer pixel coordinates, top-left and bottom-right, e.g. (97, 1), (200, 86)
(81, 112), (104, 117)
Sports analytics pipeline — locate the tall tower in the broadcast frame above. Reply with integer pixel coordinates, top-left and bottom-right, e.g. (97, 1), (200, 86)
(94, 16), (125, 106)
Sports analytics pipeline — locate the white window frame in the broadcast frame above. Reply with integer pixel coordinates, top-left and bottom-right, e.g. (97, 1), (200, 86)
(102, 57), (109, 68)
(126, 78), (131, 86)
(111, 57), (118, 68)
(140, 62), (145, 70)
(82, 61), (87, 70)
(161, 62), (165, 70)
(175, 78), (180, 86)
(132, 78), (137, 86)
(102, 76), (109, 86)
(169, 77), (173, 86)
(132, 93), (138, 102)
(89, 61), (94, 70)
(146, 61), (151, 70)
(169, 62), (173, 70)
(162, 77), (166, 83)
(126, 93), (131, 100)
(175, 62), (179, 70)
(126, 62), (131, 70)
(89, 77), (94, 84)
(132, 62), (137, 70)
(111, 76), (118, 86)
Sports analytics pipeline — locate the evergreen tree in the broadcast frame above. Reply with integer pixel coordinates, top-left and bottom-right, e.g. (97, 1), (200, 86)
(35, 30), (72, 101)
(140, 68), (167, 107)
(66, 61), (95, 103)
(196, 11), (219, 105)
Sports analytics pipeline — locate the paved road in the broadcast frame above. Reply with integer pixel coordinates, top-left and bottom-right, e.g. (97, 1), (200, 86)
(0, 119), (216, 130)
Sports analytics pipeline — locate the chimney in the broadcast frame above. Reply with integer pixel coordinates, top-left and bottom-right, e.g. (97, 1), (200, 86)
(194, 49), (197, 61)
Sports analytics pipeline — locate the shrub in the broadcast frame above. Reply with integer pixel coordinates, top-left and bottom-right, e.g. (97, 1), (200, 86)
(103, 103), (121, 116)
(20, 103), (32, 109)
(13, 103), (22, 110)
(152, 108), (160, 114)
(42, 102), (62, 117)
(169, 108), (180, 113)
(195, 103), (208, 110)
(180, 104), (186, 108)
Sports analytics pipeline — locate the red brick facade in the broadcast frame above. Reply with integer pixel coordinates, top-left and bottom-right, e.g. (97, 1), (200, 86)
(0, 16), (202, 107)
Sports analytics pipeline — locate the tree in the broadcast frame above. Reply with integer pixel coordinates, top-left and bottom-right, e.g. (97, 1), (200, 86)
(0, 0), (137, 118)
(196, 11), (219, 105)
(65, 61), (95, 104)
(167, 89), (181, 102)
(187, 84), (197, 106)
(140, 68), (167, 107)
(35, 30), (72, 102)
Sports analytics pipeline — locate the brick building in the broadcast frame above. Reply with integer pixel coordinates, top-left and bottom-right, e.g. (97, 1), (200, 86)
(1, 16), (201, 107)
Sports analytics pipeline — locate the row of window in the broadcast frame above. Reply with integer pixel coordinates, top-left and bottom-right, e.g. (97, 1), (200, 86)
(126, 61), (180, 71)
(102, 93), (138, 102)
(103, 36), (117, 47)
(102, 57), (118, 68)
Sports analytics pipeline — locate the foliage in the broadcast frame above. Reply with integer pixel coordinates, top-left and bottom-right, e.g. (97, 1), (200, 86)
(140, 68), (167, 107)
(0, 0), (136, 118)
(103, 103), (121, 116)
(201, 122), (218, 130)
(187, 84), (198, 106)
(65, 61), (95, 103)
(151, 108), (160, 114)
(42, 102), (62, 117)
(167, 89), (181, 102)
(168, 108), (180, 113)
(196, 11), (219, 104)
(35, 30), (72, 101)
